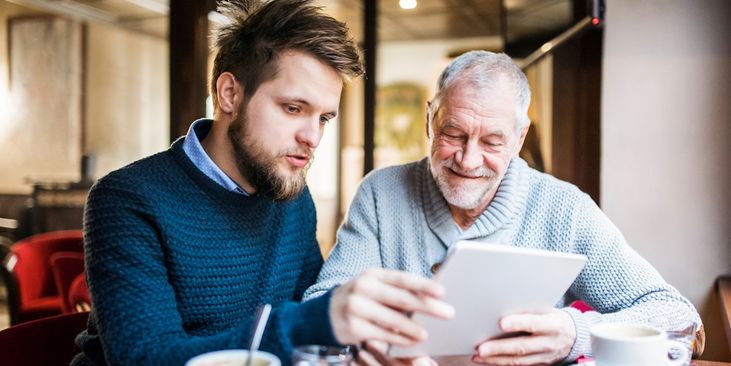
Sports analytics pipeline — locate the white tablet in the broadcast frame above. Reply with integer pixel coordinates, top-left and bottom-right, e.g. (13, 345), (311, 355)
(390, 240), (587, 357)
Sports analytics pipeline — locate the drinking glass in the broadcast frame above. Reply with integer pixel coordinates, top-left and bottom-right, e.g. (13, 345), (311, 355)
(292, 345), (353, 366)
(666, 321), (702, 366)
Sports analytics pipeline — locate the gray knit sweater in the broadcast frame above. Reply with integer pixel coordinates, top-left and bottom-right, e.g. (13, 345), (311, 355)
(304, 157), (700, 361)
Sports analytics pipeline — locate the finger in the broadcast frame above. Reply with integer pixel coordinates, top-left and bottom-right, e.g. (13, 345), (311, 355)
(364, 341), (432, 366)
(365, 340), (390, 354)
(369, 283), (454, 320)
(370, 269), (446, 298)
(356, 349), (385, 366)
(409, 356), (438, 366)
(363, 340), (396, 365)
(355, 274), (454, 319)
(349, 295), (428, 342)
(352, 318), (416, 346)
(472, 351), (556, 366)
(500, 313), (557, 334)
(476, 336), (554, 358)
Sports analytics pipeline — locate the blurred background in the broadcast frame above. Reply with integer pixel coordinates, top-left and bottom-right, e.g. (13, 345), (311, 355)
(0, 0), (728, 360)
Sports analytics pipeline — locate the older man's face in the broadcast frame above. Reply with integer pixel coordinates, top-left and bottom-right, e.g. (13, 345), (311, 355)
(429, 80), (526, 210)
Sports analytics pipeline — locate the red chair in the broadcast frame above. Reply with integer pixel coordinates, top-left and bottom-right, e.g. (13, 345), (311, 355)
(0, 230), (84, 325)
(569, 300), (594, 313)
(569, 300), (593, 363)
(50, 251), (85, 313)
(0, 311), (89, 366)
(68, 272), (92, 312)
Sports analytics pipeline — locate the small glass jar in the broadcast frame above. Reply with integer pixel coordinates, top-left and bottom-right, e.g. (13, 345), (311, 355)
(292, 345), (353, 366)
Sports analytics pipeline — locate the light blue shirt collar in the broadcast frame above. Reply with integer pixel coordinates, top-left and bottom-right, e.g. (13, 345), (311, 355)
(182, 119), (249, 195)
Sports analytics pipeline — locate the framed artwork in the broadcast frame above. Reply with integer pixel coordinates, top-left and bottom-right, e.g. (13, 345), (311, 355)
(375, 82), (427, 168)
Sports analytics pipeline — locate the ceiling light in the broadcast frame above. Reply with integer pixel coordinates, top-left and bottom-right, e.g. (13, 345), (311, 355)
(399, 0), (417, 10)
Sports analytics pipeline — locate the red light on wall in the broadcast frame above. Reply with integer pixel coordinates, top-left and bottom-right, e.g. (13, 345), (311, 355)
(591, 17), (600, 25)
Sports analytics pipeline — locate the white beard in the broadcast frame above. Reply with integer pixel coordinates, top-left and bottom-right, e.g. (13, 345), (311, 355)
(430, 157), (498, 210)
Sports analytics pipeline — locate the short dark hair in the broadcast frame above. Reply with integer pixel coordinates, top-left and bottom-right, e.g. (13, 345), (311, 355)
(210, 0), (364, 108)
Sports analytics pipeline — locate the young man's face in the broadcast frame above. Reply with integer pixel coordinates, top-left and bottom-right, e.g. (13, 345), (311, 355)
(428, 78), (527, 210)
(228, 50), (343, 200)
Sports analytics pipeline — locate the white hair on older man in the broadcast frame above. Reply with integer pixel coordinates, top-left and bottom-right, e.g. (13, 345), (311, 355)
(427, 51), (532, 134)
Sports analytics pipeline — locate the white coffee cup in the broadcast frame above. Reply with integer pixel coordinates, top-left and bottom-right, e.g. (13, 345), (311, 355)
(186, 349), (281, 366)
(590, 323), (689, 366)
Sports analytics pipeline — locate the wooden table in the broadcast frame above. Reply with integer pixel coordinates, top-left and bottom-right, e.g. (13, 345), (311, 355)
(434, 356), (730, 365)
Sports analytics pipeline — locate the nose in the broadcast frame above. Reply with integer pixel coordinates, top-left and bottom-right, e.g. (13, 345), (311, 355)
(295, 117), (322, 149)
(455, 141), (483, 171)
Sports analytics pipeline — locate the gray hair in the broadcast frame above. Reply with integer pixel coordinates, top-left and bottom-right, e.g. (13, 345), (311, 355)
(427, 51), (531, 134)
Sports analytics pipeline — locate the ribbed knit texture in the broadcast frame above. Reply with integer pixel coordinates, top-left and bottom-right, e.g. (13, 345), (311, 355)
(72, 138), (338, 366)
(304, 157), (700, 362)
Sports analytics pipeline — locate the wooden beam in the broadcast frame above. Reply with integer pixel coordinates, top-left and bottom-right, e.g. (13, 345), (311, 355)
(550, 0), (602, 203)
(363, 0), (376, 175)
(169, 0), (214, 142)
(718, 276), (731, 354)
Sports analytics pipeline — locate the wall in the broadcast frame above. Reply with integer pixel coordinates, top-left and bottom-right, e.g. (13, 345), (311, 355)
(84, 22), (168, 178)
(0, 2), (168, 194)
(0, 1), (30, 135)
(0, 3), (68, 194)
(379, 36), (502, 98)
(602, 0), (731, 360)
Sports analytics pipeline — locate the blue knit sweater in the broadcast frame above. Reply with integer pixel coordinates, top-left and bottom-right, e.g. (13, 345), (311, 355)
(72, 138), (338, 366)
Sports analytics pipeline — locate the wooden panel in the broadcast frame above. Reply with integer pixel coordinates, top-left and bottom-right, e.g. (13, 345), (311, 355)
(363, 0), (376, 175)
(550, 1), (602, 204)
(84, 22), (168, 177)
(168, 0), (214, 141)
(719, 276), (731, 355)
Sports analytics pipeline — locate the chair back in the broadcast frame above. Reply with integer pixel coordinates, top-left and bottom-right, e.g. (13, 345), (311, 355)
(0, 311), (89, 366)
(569, 300), (593, 313)
(50, 251), (85, 313)
(68, 273), (92, 312)
(2, 230), (84, 324)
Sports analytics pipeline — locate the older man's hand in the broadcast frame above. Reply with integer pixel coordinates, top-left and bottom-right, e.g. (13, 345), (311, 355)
(329, 268), (455, 346)
(471, 309), (576, 366)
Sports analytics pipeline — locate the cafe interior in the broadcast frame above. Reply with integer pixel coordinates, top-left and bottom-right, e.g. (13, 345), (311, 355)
(0, 0), (729, 364)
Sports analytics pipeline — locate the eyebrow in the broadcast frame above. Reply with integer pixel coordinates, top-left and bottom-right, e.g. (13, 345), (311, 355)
(440, 121), (464, 131)
(440, 121), (506, 138)
(281, 96), (338, 118)
(485, 130), (505, 139)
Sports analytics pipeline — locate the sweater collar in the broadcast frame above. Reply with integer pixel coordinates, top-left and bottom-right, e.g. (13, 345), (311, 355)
(170, 137), (270, 206)
(420, 157), (530, 247)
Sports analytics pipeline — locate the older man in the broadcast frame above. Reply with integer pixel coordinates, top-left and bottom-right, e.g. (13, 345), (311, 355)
(305, 51), (700, 365)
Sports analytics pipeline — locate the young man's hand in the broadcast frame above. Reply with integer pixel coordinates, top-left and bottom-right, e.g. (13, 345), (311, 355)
(355, 340), (436, 366)
(329, 268), (455, 345)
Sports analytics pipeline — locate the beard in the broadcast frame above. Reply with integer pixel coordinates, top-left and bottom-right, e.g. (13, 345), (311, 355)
(227, 111), (313, 201)
(430, 155), (498, 210)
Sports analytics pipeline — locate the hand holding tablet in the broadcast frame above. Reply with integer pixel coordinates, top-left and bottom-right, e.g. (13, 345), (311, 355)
(390, 240), (587, 357)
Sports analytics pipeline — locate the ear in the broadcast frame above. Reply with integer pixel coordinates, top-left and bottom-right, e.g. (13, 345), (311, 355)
(513, 124), (530, 157)
(215, 72), (243, 114)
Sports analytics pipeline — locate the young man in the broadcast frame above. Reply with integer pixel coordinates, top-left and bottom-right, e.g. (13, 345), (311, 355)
(72, 1), (453, 365)
(305, 51), (701, 365)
